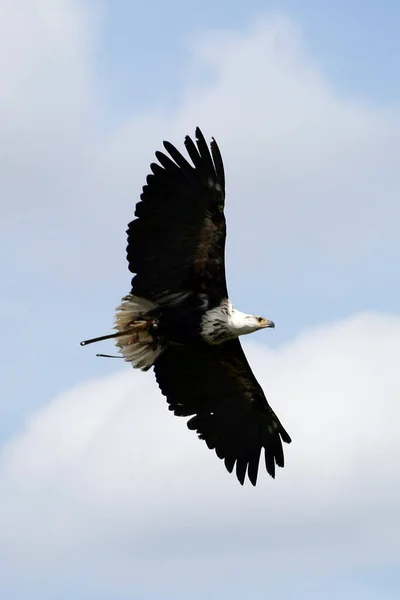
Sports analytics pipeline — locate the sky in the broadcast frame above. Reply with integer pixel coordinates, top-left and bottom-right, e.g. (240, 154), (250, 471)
(1, 0), (400, 598)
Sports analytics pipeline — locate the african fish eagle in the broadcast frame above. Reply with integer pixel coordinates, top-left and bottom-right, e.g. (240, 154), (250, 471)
(81, 127), (291, 486)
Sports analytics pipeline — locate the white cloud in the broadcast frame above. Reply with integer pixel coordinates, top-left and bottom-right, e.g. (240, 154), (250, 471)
(2, 4), (399, 299)
(1, 312), (399, 591)
(0, 0), (97, 218)
(106, 15), (400, 281)
(1, 3), (399, 596)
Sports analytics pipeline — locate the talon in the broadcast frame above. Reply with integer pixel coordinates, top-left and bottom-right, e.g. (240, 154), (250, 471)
(125, 319), (159, 345)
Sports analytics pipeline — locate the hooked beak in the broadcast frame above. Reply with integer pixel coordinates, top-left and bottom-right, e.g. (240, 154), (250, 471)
(261, 319), (275, 329)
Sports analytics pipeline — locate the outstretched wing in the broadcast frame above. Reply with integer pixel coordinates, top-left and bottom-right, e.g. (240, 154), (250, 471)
(154, 339), (291, 486)
(127, 128), (227, 307)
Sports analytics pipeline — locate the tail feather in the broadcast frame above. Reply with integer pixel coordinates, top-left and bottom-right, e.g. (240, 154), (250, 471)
(114, 294), (164, 371)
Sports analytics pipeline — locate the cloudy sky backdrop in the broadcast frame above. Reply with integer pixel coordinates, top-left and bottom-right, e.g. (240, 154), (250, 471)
(1, 1), (400, 598)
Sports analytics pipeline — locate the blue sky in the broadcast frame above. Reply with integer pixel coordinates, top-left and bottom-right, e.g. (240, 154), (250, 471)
(97, 0), (400, 114)
(1, 1), (400, 598)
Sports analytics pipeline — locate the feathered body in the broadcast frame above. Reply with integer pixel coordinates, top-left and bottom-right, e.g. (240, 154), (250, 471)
(82, 127), (291, 486)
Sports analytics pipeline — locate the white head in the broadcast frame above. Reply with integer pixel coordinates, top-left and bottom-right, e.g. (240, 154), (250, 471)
(229, 310), (275, 337)
(200, 301), (275, 344)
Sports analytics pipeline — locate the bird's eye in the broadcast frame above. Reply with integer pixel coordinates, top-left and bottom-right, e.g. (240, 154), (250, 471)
(257, 317), (263, 323)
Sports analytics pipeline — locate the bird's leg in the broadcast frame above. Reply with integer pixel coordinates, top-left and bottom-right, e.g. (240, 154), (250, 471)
(126, 320), (147, 345)
(128, 318), (159, 345)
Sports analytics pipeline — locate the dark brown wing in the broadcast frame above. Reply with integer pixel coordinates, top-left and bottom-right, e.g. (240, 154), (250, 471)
(127, 128), (227, 307)
(154, 339), (291, 486)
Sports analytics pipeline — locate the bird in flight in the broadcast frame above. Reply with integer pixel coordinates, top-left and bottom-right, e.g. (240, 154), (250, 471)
(81, 127), (291, 485)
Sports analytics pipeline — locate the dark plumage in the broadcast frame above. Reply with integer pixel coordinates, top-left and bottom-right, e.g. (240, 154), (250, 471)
(81, 127), (291, 486)
(155, 339), (291, 486)
(127, 128), (227, 308)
